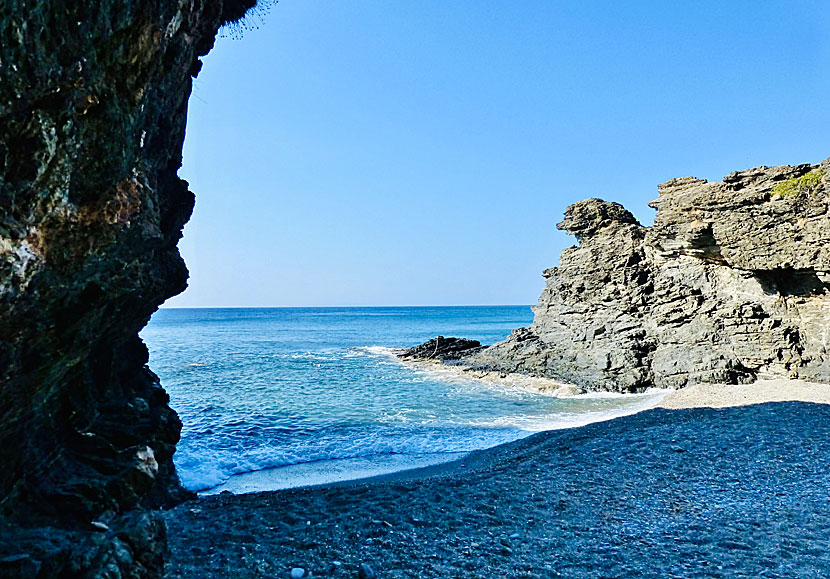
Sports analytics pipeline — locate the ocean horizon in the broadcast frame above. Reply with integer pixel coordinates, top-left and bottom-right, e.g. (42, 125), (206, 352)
(142, 306), (665, 494)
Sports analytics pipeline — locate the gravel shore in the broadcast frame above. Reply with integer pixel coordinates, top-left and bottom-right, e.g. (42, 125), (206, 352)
(165, 402), (830, 578)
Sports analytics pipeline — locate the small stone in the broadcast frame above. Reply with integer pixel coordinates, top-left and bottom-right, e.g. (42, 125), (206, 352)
(290, 568), (306, 579)
(358, 563), (377, 578)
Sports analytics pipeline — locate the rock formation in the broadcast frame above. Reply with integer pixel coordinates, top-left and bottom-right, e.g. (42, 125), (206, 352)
(399, 336), (484, 361)
(0, 1), (256, 576)
(407, 160), (830, 392)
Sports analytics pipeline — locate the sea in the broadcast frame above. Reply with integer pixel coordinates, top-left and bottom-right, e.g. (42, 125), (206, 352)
(141, 306), (665, 494)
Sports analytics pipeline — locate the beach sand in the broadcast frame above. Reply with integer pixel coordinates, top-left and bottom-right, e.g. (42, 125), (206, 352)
(657, 378), (830, 409)
(165, 380), (830, 578)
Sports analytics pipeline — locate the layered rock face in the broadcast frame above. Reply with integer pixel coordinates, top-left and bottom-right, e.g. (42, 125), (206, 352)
(0, 1), (254, 576)
(470, 160), (830, 392)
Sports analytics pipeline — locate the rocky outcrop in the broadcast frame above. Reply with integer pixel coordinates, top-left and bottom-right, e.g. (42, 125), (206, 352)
(399, 337), (485, 361)
(424, 160), (830, 392)
(0, 1), (256, 576)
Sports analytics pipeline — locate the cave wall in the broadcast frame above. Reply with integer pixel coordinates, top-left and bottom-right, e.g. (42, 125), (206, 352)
(472, 160), (830, 392)
(0, 1), (255, 576)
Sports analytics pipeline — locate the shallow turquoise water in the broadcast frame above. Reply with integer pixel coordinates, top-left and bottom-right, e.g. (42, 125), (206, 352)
(142, 306), (661, 491)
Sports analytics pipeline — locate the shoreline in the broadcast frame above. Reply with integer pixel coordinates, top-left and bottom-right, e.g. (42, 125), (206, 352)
(202, 360), (670, 497)
(400, 353), (830, 408)
(395, 353), (586, 397)
(196, 371), (830, 496)
(347, 377), (830, 490)
(327, 377), (830, 491)
(200, 451), (470, 495)
(165, 401), (830, 578)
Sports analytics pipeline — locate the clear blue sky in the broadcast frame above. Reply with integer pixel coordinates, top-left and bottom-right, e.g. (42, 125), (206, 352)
(168, 0), (829, 307)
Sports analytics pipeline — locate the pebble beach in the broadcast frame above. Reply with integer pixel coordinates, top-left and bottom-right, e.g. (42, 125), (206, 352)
(164, 388), (830, 578)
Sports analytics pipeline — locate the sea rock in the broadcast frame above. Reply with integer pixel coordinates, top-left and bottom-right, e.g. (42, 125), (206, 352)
(399, 336), (484, 361)
(551, 385), (587, 398)
(420, 161), (830, 392)
(0, 1), (258, 576)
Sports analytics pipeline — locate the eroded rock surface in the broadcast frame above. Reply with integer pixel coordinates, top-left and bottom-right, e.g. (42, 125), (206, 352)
(425, 160), (830, 392)
(0, 1), (255, 576)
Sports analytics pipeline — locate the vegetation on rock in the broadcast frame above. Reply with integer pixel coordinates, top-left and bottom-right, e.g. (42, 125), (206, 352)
(772, 168), (824, 198)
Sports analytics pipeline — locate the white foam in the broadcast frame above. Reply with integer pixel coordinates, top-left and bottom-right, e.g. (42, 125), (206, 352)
(176, 385), (669, 493)
(174, 344), (672, 494)
(176, 424), (529, 492)
(201, 452), (469, 495)
(350, 345), (404, 358)
(461, 389), (670, 432)
(191, 388), (670, 494)
(287, 352), (336, 362)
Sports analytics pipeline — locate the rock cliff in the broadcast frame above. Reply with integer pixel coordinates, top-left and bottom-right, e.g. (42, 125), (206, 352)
(0, 1), (255, 576)
(415, 160), (830, 392)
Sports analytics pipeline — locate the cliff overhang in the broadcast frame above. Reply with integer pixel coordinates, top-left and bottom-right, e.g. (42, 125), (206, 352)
(0, 1), (257, 576)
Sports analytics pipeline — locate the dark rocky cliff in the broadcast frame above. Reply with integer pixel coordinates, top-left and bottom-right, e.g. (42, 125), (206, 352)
(0, 1), (255, 576)
(417, 160), (830, 392)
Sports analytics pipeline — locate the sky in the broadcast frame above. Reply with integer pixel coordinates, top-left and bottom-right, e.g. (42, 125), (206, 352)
(168, 0), (830, 307)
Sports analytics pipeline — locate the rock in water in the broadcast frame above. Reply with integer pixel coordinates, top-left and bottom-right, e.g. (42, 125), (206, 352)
(358, 562), (377, 578)
(467, 161), (830, 391)
(399, 336), (484, 361)
(290, 567), (306, 579)
(0, 1), (260, 576)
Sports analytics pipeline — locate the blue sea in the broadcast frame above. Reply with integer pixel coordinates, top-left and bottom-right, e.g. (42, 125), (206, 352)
(141, 306), (663, 493)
